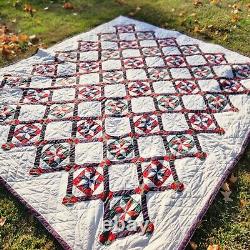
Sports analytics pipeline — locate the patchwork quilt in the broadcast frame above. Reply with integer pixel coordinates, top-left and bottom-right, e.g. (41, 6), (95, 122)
(0, 16), (249, 250)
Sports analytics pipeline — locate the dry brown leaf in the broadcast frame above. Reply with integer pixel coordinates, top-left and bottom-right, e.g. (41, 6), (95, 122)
(210, 0), (220, 5)
(24, 4), (36, 16)
(0, 26), (8, 35)
(193, 0), (202, 7)
(18, 34), (29, 42)
(1, 45), (14, 58)
(115, 0), (126, 5)
(231, 14), (240, 23)
(222, 34), (228, 41)
(194, 25), (204, 33)
(229, 173), (237, 183)
(232, 3), (241, 11)
(10, 35), (19, 43)
(29, 35), (39, 44)
(190, 241), (198, 250)
(207, 244), (220, 250)
(0, 34), (12, 44)
(239, 199), (248, 208)
(221, 182), (230, 192)
(0, 217), (6, 227)
(63, 2), (74, 9)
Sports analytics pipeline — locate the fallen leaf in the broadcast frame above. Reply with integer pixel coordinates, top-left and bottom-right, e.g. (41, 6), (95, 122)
(232, 3), (241, 11)
(193, 0), (202, 7)
(115, 0), (126, 5)
(18, 34), (29, 42)
(221, 182), (230, 192)
(194, 25), (204, 33)
(24, 4), (36, 16)
(1, 45), (14, 58)
(0, 217), (6, 226)
(0, 26), (8, 35)
(129, 6), (141, 16)
(220, 190), (233, 202)
(63, 2), (74, 9)
(229, 173), (237, 183)
(190, 241), (198, 250)
(29, 35), (39, 44)
(10, 35), (19, 43)
(207, 244), (220, 250)
(231, 14), (240, 23)
(240, 199), (248, 208)
(210, 0), (220, 5)
(222, 34), (228, 41)
(135, 6), (141, 12)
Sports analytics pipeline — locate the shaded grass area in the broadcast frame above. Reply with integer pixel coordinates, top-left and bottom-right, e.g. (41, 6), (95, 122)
(0, 0), (250, 249)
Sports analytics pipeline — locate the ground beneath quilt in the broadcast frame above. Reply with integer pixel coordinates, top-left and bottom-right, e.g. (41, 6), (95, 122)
(0, 16), (249, 250)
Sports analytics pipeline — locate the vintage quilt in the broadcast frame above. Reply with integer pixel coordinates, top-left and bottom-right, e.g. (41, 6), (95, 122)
(0, 16), (249, 250)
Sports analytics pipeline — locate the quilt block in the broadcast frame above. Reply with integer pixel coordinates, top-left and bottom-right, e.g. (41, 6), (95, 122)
(0, 16), (249, 250)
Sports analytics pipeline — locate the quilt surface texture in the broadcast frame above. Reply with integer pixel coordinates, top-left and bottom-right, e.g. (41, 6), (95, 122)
(0, 16), (249, 250)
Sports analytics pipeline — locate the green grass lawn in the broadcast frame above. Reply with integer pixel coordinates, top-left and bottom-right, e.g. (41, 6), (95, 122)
(0, 0), (249, 249)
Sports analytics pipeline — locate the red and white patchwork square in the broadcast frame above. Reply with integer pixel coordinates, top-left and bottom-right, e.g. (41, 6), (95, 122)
(23, 89), (50, 103)
(79, 41), (99, 51)
(174, 80), (200, 94)
(79, 61), (99, 73)
(188, 113), (216, 131)
(165, 55), (186, 67)
(157, 38), (176, 47)
(33, 64), (56, 77)
(13, 123), (42, 144)
(73, 167), (104, 196)
(204, 54), (227, 65)
(128, 81), (151, 96)
(78, 85), (102, 100)
(180, 45), (200, 55)
(133, 114), (160, 135)
(120, 40), (138, 49)
(142, 160), (173, 187)
(124, 58), (144, 69)
(76, 119), (102, 140)
(116, 24), (135, 33)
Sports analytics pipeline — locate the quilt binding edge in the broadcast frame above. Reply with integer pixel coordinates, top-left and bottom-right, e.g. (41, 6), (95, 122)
(0, 15), (249, 250)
